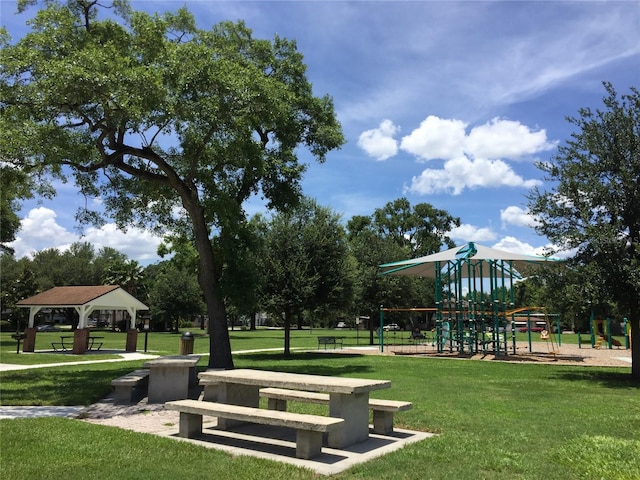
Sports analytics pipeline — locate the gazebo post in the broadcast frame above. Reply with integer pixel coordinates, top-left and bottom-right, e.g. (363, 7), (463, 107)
(22, 307), (41, 352)
(73, 328), (89, 354)
(126, 308), (138, 352)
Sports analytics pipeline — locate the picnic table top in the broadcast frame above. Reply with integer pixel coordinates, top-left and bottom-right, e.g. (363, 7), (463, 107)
(143, 355), (201, 368)
(198, 368), (390, 394)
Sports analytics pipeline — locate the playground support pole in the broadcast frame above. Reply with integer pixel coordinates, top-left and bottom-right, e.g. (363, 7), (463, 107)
(606, 317), (612, 349)
(379, 305), (384, 353)
(590, 309), (595, 348)
(527, 311), (533, 352)
(624, 317), (630, 349)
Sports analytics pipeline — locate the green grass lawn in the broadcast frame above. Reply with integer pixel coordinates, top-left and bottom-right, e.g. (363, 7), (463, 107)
(1, 343), (638, 479)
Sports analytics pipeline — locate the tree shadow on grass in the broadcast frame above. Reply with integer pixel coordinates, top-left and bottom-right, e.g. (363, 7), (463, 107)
(548, 369), (639, 389)
(1, 365), (137, 406)
(233, 351), (375, 376)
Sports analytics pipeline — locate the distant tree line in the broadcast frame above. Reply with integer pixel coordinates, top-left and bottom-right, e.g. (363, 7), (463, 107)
(0, 197), (458, 342)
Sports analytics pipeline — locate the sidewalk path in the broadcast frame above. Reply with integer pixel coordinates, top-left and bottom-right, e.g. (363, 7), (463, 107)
(0, 351), (159, 372)
(0, 406), (87, 419)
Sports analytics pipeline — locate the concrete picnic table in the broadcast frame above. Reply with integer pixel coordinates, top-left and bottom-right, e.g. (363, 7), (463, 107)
(198, 368), (391, 448)
(143, 355), (201, 403)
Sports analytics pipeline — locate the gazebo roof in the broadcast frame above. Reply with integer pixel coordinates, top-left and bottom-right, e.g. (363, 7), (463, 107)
(17, 285), (148, 310)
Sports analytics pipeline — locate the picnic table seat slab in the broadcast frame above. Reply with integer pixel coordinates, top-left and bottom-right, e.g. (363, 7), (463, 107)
(111, 369), (150, 404)
(259, 387), (412, 435)
(165, 399), (344, 459)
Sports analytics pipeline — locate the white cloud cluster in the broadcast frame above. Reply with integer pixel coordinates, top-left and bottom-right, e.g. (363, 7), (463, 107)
(448, 224), (497, 243)
(9, 207), (163, 265)
(492, 236), (542, 256)
(500, 206), (540, 229)
(358, 115), (557, 195)
(357, 119), (399, 161)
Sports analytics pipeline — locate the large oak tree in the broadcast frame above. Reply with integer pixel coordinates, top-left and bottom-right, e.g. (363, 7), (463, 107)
(528, 82), (639, 380)
(0, 1), (344, 368)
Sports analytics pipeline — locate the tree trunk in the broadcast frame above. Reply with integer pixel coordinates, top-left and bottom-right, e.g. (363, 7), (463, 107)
(284, 309), (291, 358)
(188, 204), (234, 370)
(630, 304), (639, 382)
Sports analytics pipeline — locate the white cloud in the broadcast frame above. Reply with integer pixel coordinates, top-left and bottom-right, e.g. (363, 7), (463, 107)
(361, 115), (553, 195)
(500, 206), (540, 228)
(9, 208), (76, 255)
(465, 118), (557, 160)
(399, 116), (467, 161)
(406, 156), (542, 195)
(9, 207), (163, 265)
(449, 224), (497, 243)
(357, 119), (399, 161)
(492, 236), (541, 256)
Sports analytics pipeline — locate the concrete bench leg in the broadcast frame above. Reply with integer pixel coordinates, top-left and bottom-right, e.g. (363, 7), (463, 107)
(267, 398), (287, 411)
(179, 412), (203, 438)
(372, 410), (394, 435)
(296, 429), (322, 459)
(202, 384), (219, 402)
(113, 386), (134, 405)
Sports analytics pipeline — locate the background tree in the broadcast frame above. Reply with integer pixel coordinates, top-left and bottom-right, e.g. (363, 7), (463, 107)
(1, 1), (344, 369)
(0, 253), (38, 330)
(372, 197), (460, 257)
(147, 262), (205, 332)
(0, 166), (30, 254)
(528, 82), (640, 380)
(347, 198), (459, 342)
(257, 199), (354, 357)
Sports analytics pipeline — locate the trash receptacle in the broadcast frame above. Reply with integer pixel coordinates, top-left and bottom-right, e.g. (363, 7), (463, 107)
(179, 331), (194, 355)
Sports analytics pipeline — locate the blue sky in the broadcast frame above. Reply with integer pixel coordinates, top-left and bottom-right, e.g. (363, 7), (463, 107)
(4, 1), (639, 265)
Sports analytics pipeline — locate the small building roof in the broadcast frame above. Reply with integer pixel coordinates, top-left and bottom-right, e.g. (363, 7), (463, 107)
(17, 286), (148, 329)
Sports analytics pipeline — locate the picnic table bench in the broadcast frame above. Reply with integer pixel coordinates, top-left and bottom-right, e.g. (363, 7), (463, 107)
(111, 369), (150, 404)
(259, 387), (412, 435)
(165, 399), (344, 459)
(317, 336), (343, 349)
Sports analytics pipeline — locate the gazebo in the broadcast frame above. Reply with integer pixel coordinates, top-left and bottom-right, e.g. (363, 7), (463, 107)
(16, 285), (148, 354)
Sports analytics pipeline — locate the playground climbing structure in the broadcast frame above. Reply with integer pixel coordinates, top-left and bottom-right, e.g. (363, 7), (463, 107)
(379, 242), (561, 356)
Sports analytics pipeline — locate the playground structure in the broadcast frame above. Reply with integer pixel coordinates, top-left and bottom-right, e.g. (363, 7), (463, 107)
(379, 306), (561, 357)
(379, 242), (562, 357)
(578, 314), (631, 350)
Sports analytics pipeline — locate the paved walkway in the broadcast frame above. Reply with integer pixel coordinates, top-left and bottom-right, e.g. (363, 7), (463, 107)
(0, 351), (159, 372)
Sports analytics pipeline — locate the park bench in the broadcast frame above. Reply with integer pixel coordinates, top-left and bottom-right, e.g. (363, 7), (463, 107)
(164, 399), (344, 459)
(259, 387), (412, 435)
(317, 336), (343, 349)
(111, 369), (150, 404)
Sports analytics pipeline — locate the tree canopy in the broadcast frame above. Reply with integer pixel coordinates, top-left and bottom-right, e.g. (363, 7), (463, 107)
(256, 198), (355, 356)
(528, 82), (640, 380)
(1, 0), (344, 368)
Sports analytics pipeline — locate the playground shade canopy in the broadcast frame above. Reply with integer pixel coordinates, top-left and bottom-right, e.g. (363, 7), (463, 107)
(378, 242), (559, 278)
(16, 285), (149, 330)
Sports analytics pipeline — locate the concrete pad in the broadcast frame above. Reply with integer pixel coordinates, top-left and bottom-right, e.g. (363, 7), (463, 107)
(156, 420), (435, 476)
(0, 406), (86, 419)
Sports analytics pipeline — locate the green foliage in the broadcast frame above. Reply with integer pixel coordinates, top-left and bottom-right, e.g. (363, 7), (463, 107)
(1, 1), (344, 369)
(147, 262), (204, 331)
(346, 197), (456, 322)
(528, 82), (640, 379)
(257, 199), (355, 353)
(372, 197), (460, 257)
